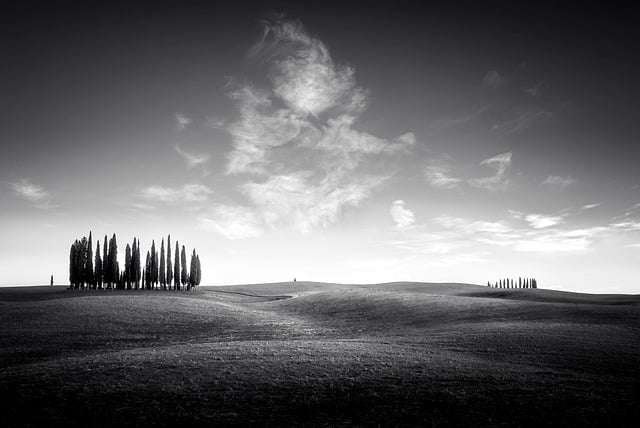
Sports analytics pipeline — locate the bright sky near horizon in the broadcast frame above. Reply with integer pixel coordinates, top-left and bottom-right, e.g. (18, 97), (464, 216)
(1, 4), (639, 293)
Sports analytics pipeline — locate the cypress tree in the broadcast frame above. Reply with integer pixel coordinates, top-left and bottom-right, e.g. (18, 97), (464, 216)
(69, 241), (78, 289)
(151, 240), (157, 289)
(86, 232), (94, 288)
(160, 239), (166, 290)
(174, 242), (180, 290)
(189, 249), (197, 289)
(145, 251), (151, 290)
(181, 245), (187, 289)
(166, 235), (172, 290)
(196, 255), (201, 286)
(135, 238), (141, 289)
(131, 238), (138, 289)
(125, 244), (132, 290)
(95, 240), (103, 289)
(109, 234), (119, 289)
(103, 235), (108, 288)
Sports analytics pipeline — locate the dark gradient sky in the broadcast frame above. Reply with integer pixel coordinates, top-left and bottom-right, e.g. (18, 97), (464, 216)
(1, 3), (639, 291)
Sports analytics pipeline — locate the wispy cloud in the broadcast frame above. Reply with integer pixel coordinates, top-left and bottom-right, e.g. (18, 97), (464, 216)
(430, 104), (492, 132)
(524, 213), (566, 229)
(198, 205), (263, 239)
(140, 184), (213, 204)
(224, 15), (412, 233)
(173, 144), (211, 176)
(175, 113), (192, 130)
(390, 200), (415, 230)
(542, 175), (576, 188)
(468, 152), (512, 191)
(7, 179), (55, 209)
(582, 203), (602, 210)
(492, 110), (552, 135)
(482, 70), (504, 88)
(242, 172), (387, 233)
(524, 81), (543, 97)
(425, 158), (462, 189)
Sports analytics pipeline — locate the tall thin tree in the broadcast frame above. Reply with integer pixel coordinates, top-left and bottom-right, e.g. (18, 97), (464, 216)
(160, 239), (166, 290)
(166, 235), (172, 290)
(181, 245), (188, 289)
(95, 240), (103, 289)
(174, 242), (180, 290)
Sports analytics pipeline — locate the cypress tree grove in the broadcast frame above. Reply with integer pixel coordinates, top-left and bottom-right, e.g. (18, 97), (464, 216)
(166, 235), (172, 290)
(181, 245), (188, 289)
(160, 239), (166, 290)
(174, 242), (180, 290)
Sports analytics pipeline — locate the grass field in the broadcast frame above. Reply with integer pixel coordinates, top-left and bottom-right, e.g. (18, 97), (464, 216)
(1, 282), (639, 426)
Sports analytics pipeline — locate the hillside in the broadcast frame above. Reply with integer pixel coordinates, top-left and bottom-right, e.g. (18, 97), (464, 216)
(1, 282), (639, 426)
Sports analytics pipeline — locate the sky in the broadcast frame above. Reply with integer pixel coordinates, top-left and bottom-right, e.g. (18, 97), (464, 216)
(1, 3), (639, 293)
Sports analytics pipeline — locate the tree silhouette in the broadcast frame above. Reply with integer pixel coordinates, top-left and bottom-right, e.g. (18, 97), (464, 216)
(150, 240), (157, 290)
(95, 240), (103, 289)
(196, 255), (201, 286)
(174, 242), (180, 290)
(125, 244), (132, 290)
(86, 232), (94, 289)
(189, 249), (197, 289)
(160, 238), (166, 290)
(166, 235), (172, 290)
(181, 246), (187, 289)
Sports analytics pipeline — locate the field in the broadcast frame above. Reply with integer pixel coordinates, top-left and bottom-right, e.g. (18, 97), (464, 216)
(1, 282), (639, 427)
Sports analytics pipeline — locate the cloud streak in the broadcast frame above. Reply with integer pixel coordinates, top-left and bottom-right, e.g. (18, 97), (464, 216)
(542, 175), (576, 188)
(141, 184), (213, 204)
(468, 152), (512, 191)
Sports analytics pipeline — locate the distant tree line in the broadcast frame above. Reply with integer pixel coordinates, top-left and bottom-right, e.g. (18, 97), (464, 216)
(69, 231), (201, 290)
(487, 277), (538, 288)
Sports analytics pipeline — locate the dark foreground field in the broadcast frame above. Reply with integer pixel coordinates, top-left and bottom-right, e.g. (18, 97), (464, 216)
(1, 282), (639, 427)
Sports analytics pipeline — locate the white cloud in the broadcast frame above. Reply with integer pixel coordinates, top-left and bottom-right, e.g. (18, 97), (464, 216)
(425, 159), (462, 189)
(242, 172), (387, 233)
(524, 213), (565, 228)
(198, 205), (263, 240)
(224, 16), (412, 232)
(175, 113), (192, 130)
(482, 70), (504, 88)
(141, 184), (213, 204)
(468, 152), (512, 191)
(542, 175), (576, 188)
(390, 200), (415, 230)
(8, 179), (55, 209)
(582, 203), (602, 210)
(173, 144), (211, 174)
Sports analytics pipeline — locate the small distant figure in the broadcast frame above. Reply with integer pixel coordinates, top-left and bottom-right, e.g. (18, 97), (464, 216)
(293, 277), (296, 282)
(50, 275), (54, 286)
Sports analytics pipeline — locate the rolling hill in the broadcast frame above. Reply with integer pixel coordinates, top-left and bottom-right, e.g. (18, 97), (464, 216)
(1, 282), (638, 426)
